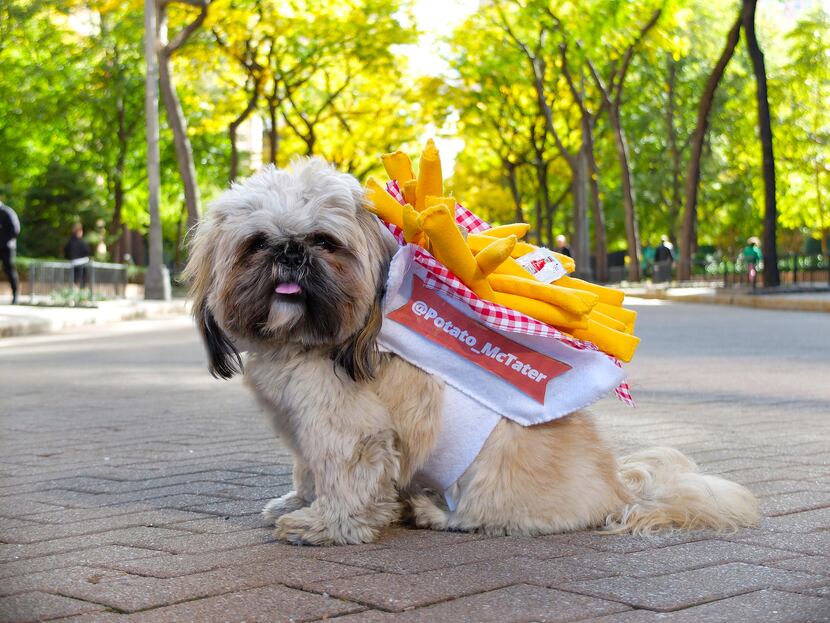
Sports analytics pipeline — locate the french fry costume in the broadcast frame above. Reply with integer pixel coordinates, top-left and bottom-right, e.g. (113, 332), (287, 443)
(366, 140), (637, 508)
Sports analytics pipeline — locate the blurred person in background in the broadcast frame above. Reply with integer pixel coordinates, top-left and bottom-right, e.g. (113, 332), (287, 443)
(653, 235), (675, 283)
(65, 222), (92, 289)
(555, 234), (571, 258)
(0, 201), (20, 304)
(742, 236), (762, 288)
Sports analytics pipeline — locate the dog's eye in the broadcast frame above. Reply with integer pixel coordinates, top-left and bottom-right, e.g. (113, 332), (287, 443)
(311, 234), (339, 252)
(249, 237), (270, 254)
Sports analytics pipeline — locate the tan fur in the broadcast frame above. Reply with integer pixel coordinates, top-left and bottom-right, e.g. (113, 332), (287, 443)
(187, 160), (760, 545)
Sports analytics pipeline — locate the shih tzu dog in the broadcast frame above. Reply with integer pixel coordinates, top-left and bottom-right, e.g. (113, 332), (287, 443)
(184, 158), (759, 545)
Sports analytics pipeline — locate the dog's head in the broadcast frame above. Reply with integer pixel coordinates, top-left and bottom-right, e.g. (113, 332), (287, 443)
(184, 158), (397, 382)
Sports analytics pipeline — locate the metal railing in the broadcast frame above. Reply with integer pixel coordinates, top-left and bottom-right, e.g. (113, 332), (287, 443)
(27, 259), (128, 301)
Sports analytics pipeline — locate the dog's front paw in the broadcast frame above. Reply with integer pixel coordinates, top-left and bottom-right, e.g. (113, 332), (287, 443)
(263, 491), (308, 522)
(273, 507), (378, 545)
(273, 508), (335, 545)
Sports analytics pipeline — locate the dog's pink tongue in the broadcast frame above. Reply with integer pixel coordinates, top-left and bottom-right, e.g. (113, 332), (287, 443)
(275, 282), (302, 295)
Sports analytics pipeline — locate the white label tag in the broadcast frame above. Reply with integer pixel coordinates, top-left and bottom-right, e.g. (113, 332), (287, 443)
(516, 248), (567, 283)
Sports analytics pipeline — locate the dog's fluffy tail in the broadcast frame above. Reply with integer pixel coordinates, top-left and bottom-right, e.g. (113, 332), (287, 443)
(603, 447), (760, 534)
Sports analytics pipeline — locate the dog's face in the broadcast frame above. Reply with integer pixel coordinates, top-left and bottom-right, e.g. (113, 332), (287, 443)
(185, 158), (397, 382)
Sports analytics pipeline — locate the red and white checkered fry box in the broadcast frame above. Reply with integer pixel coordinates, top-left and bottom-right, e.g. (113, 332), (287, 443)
(379, 245), (627, 427)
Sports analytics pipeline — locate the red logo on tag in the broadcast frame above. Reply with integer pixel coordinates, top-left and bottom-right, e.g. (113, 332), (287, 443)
(387, 280), (571, 403)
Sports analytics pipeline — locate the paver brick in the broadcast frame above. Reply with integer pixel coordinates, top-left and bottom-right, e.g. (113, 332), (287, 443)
(315, 535), (594, 574)
(327, 584), (630, 623)
(128, 584), (365, 623)
(0, 526), (193, 563)
(663, 589), (830, 622)
(0, 545), (164, 580)
(0, 592), (105, 623)
(564, 539), (799, 578)
(768, 555), (830, 576)
(561, 562), (826, 611)
(0, 509), (208, 543)
(305, 556), (616, 612)
(731, 529), (830, 556)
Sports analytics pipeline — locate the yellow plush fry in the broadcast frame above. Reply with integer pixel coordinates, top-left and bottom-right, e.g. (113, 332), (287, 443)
(483, 223), (530, 240)
(467, 234), (576, 273)
(381, 151), (415, 183)
(552, 252), (576, 273)
(401, 203), (423, 245)
(590, 309), (629, 334)
(494, 292), (588, 330)
(488, 274), (595, 317)
(557, 285), (599, 307)
(467, 234), (537, 259)
(425, 195), (457, 210)
(475, 236), (516, 275)
(557, 275), (625, 307)
(365, 177), (403, 229)
(403, 180), (417, 206)
(417, 205), (493, 299)
(572, 320), (640, 362)
(416, 139), (443, 211)
(492, 256), (536, 279)
(595, 302), (637, 333)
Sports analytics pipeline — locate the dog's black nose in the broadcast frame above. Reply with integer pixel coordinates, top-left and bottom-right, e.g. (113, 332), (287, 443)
(277, 241), (305, 268)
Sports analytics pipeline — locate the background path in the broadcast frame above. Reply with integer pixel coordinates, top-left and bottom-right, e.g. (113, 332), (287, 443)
(1, 302), (828, 622)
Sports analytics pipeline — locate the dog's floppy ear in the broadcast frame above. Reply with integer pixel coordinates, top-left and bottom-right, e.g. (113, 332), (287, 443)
(333, 206), (394, 383)
(196, 300), (243, 379)
(333, 283), (385, 383)
(184, 215), (242, 380)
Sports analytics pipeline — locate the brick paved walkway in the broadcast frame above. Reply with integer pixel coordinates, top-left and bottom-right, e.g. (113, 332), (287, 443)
(1, 305), (828, 622)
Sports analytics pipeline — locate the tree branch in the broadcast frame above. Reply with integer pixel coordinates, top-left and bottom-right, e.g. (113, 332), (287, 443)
(614, 8), (662, 105)
(161, 0), (209, 56)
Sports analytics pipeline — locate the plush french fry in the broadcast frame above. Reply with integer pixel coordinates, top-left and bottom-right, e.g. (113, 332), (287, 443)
(416, 139), (443, 211)
(551, 252), (576, 273)
(589, 309), (629, 334)
(401, 203), (423, 245)
(365, 177), (404, 229)
(425, 195), (457, 210)
(417, 205), (494, 299)
(488, 274), (597, 317)
(595, 302), (637, 333)
(475, 236), (516, 275)
(557, 275), (625, 307)
(492, 256), (538, 279)
(382, 151), (415, 183)
(467, 234), (576, 274)
(484, 223), (531, 239)
(467, 234), (538, 259)
(403, 180), (417, 206)
(493, 292), (588, 330)
(572, 320), (640, 363)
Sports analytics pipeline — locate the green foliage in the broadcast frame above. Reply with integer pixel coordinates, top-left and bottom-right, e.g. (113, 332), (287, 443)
(22, 161), (98, 257)
(0, 0), (826, 269)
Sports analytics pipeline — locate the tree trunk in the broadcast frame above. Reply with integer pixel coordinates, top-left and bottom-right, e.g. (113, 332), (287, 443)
(110, 117), (127, 262)
(535, 160), (553, 248)
(157, 7), (201, 231)
(608, 108), (641, 281)
(816, 162), (827, 257)
(665, 54), (682, 244)
(679, 16), (741, 280)
(144, 0), (168, 299)
(229, 88), (259, 183)
(742, 0), (779, 287)
(268, 101), (278, 164)
(505, 161), (524, 224)
(584, 118), (607, 282)
(572, 149), (591, 278)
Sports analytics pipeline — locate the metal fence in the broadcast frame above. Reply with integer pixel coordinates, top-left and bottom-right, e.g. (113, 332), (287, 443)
(27, 260), (128, 301)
